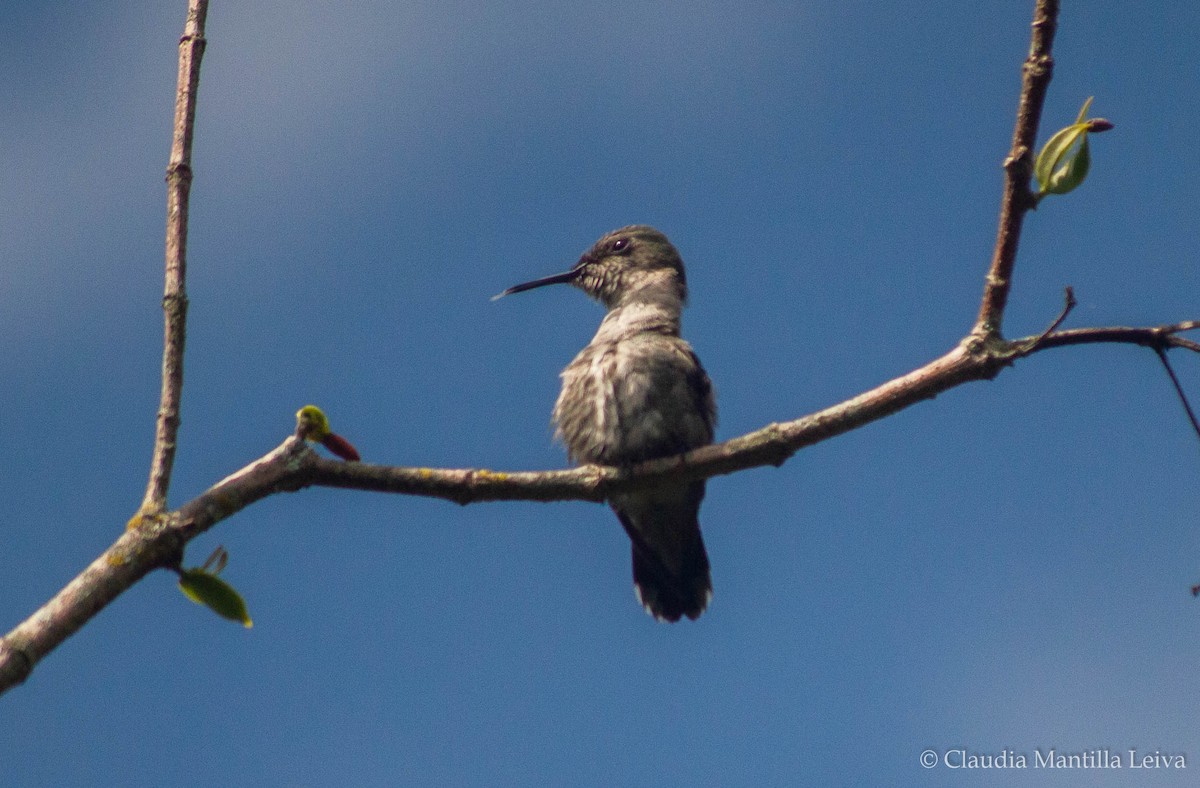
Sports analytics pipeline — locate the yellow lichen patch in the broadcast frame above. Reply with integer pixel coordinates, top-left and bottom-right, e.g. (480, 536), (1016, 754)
(417, 468), (435, 479)
(106, 549), (129, 567)
(126, 508), (165, 532)
(473, 469), (510, 482)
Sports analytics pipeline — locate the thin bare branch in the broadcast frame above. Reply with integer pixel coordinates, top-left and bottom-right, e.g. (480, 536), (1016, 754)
(1022, 320), (1200, 353)
(974, 0), (1060, 337)
(1154, 348), (1200, 442)
(141, 0), (209, 514)
(1014, 286), (1077, 354)
(1015, 320), (1200, 442)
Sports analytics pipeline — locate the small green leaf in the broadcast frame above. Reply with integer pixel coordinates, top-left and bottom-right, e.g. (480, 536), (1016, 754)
(1033, 97), (1105, 199)
(1046, 134), (1091, 195)
(179, 569), (253, 628)
(1035, 123), (1088, 193)
(1074, 95), (1094, 124)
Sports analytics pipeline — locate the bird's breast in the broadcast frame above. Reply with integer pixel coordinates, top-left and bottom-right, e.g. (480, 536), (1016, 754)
(553, 343), (619, 464)
(552, 335), (713, 465)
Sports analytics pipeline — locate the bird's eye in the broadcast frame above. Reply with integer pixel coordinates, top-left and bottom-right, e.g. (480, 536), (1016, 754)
(610, 238), (630, 253)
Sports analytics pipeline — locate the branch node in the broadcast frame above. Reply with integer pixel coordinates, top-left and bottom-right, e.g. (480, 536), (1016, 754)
(165, 162), (193, 183)
(1003, 145), (1031, 173)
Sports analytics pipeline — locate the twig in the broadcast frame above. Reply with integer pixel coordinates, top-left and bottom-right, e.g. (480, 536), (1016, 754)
(1155, 348), (1200, 442)
(1014, 286), (1077, 355)
(1028, 320), (1200, 353)
(974, 0), (1060, 337)
(140, 0), (209, 514)
(1018, 319), (1200, 443)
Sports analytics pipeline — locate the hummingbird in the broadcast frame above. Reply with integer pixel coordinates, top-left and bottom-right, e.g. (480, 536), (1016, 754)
(495, 225), (716, 622)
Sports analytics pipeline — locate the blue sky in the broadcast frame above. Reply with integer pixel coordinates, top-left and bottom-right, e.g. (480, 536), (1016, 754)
(3, 1), (1199, 785)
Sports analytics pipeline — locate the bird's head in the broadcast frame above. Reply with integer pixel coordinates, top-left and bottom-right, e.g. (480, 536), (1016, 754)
(494, 225), (687, 310)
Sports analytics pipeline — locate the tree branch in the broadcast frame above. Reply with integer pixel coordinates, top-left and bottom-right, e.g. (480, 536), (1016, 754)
(974, 0), (1059, 337)
(2, 0), (1196, 697)
(140, 0), (208, 515)
(4, 316), (1196, 693)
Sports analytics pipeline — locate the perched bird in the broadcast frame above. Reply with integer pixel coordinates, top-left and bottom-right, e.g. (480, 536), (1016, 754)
(496, 226), (717, 621)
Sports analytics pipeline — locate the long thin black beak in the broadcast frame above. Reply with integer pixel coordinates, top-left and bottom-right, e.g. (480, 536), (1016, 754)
(491, 268), (580, 301)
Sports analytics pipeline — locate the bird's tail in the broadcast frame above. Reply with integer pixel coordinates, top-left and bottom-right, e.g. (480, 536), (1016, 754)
(630, 536), (712, 622)
(613, 481), (712, 622)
